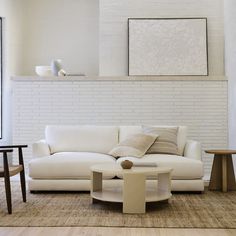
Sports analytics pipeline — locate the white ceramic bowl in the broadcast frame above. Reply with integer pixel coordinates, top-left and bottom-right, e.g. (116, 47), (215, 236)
(35, 66), (53, 76)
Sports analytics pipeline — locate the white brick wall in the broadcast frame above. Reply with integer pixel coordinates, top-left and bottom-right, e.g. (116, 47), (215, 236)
(12, 78), (228, 179)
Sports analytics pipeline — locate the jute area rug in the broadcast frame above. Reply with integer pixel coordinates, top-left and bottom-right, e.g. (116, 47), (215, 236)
(0, 182), (236, 228)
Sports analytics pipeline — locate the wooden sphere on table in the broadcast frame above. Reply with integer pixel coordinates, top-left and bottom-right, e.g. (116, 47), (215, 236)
(120, 160), (133, 169)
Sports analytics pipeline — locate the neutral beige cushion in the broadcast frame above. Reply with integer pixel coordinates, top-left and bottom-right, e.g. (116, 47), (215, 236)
(109, 133), (158, 158)
(143, 126), (179, 155)
(119, 126), (188, 156)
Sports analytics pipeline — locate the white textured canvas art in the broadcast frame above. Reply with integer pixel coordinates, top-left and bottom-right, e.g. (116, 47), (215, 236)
(0, 18), (2, 138)
(128, 18), (208, 76)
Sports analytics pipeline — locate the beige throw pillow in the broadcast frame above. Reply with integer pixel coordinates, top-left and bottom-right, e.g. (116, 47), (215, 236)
(143, 126), (179, 155)
(109, 133), (158, 158)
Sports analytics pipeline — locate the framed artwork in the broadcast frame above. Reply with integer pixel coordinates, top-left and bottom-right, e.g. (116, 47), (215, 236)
(128, 18), (208, 76)
(0, 17), (2, 138)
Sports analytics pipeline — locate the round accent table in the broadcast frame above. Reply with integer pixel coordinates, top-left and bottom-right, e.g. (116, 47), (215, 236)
(205, 150), (236, 192)
(90, 164), (172, 214)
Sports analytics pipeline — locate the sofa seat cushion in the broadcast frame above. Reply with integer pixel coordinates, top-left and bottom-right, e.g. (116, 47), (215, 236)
(116, 154), (203, 180)
(29, 152), (116, 179)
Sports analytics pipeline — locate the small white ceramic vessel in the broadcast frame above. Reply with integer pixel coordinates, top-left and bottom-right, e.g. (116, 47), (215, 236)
(35, 66), (53, 76)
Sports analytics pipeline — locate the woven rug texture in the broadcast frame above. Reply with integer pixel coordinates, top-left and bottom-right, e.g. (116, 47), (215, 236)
(0, 183), (236, 228)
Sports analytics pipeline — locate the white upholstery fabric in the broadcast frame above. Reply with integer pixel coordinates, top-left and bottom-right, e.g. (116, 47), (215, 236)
(32, 139), (50, 158)
(184, 140), (202, 161)
(176, 126), (187, 156)
(29, 125), (203, 192)
(45, 125), (119, 154)
(119, 126), (187, 155)
(28, 179), (204, 192)
(116, 154), (203, 179)
(119, 126), (142, 141)
(29, 152), (116, 179)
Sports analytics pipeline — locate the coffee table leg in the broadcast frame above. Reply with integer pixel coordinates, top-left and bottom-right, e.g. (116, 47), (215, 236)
(91, 171), (102, 203)
(222, 155), (227, 192)
(158, 172), (172, 202)
(123, 173), (145, 214)
(158, 172), (171, 192)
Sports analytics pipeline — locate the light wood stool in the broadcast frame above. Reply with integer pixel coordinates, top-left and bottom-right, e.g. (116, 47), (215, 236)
(205, 150), (236, 192)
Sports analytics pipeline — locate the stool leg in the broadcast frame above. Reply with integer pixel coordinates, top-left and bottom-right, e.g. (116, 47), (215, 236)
(209, 154), (222, 191)
(3, 152), (12, 214)
(4, 175), (12, 214)
(226, 154), (236, 191)
(222, 155), (227, 192)
(19, 147), (26, 202)
(20, 170), (26, 202)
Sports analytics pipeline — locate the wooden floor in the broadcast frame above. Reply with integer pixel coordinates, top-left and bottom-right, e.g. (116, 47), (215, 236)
(0, 227), (235, 236)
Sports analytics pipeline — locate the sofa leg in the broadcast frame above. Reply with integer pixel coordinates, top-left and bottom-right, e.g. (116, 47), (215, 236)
(161, 199), (170, 204)
(193, 191), (204, 194)
(30, 190), (37, 194)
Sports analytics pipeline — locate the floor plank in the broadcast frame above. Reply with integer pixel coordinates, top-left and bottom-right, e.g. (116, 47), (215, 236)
(0, 227), (235, 236)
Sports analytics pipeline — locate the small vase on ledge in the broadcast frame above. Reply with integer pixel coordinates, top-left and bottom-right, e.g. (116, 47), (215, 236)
(51, 59), (62, 76)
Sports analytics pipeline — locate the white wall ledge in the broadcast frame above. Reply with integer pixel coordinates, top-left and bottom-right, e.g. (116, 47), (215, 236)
(11, 75), (227, 82)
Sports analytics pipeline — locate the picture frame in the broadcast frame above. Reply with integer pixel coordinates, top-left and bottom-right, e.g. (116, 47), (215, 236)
(128, 18), (208, 76)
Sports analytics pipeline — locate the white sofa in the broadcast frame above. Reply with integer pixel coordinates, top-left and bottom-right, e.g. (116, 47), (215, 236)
(28, 125), (204, 192)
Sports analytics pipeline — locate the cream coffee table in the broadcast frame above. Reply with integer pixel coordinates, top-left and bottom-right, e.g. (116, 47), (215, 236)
(90, 163), (172, 214)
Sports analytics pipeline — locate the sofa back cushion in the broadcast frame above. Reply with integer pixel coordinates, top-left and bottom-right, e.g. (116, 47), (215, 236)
(119, 126), (187, 156)
(45, 125), (119, 154)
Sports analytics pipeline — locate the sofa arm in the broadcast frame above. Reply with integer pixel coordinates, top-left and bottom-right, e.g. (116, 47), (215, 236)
(184, 140), (202, 161)
(32, 139), (50, 158)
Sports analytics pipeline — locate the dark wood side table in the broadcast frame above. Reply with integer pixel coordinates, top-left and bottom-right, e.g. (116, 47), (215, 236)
(205, 150), (236, 192)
